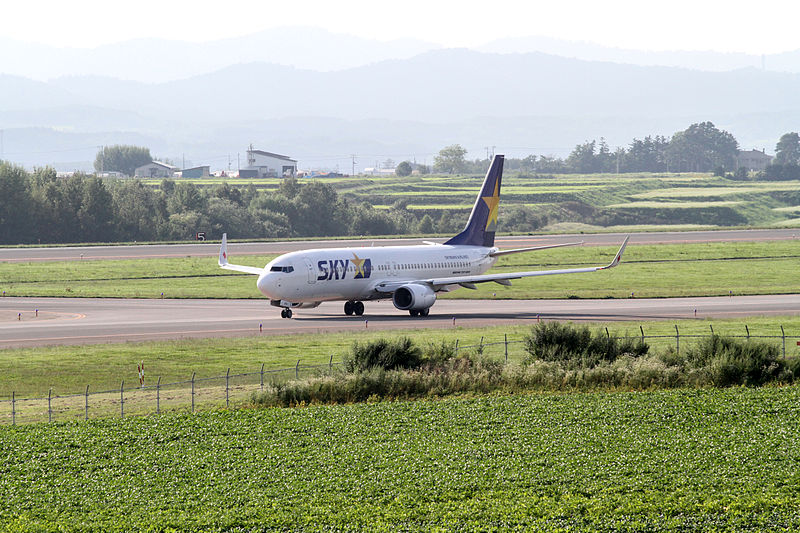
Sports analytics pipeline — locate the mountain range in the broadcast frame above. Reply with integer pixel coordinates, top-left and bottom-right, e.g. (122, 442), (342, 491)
(1, 30), (799, 171)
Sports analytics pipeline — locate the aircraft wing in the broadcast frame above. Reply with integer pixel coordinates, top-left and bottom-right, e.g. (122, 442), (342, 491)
(219, 233), (265, 275)
(373, 236), (629, 293)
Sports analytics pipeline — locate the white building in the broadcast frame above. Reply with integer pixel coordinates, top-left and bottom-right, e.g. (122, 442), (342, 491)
(135, 161), (179, 178)
(241, 148), (297, 178)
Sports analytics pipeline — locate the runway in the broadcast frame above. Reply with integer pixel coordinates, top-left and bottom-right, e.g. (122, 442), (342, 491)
(1, 295), (798, 348)
(1, 228), (797, 263)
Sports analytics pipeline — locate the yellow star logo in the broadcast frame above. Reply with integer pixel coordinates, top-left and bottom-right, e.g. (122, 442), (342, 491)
(351, 253), (366, 277)
(482, 178), (500, 230)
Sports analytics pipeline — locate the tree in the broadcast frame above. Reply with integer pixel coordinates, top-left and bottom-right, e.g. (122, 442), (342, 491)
(775, 132), (800, 165)
(395, 161), (412, 177)
(0, 162), (34, 243)
(433, 144), (468, 174)
(566, 140), (598, 173)
(667, 122), (739, 172)
(94, 145), (152, 177)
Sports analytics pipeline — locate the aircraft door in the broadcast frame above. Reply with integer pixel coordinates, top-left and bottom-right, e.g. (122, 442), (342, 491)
(304, 258), (316, 284)
(391, 261), (398, 277)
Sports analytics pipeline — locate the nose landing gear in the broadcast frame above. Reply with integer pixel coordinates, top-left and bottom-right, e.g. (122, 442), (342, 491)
(344, 301), (365, 316)
(409, 308), (430, 317)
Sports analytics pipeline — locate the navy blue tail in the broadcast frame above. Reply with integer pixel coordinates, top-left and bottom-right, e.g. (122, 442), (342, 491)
(444, 154), (504, 247)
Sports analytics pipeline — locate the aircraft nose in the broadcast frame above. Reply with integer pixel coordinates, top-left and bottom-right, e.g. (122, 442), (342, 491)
(257, 272), (276, 297)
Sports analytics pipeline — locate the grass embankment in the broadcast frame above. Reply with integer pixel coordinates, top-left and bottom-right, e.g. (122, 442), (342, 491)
(1, 241), (798, 299)
(2, 388), (800, 530)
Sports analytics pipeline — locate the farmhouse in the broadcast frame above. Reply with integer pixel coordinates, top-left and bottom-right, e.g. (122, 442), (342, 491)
(135, 161), (179, 178)
(241, 147), (297, 178)
(736, 149), (774, 172)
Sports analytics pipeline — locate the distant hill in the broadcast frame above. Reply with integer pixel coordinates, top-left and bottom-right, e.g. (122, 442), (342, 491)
(36, 49), (800, 122)
(1, 48), (799, 170)
(0, 28), (440, 82)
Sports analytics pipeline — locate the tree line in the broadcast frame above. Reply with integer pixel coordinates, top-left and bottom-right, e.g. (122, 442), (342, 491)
(426, 123), (800, 177)
(0, 166), (422, 245)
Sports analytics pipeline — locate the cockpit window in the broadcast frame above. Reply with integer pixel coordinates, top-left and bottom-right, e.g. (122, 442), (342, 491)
(269, 265), (294, 273)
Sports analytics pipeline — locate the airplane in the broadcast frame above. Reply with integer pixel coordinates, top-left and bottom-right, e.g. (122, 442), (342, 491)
(219, 155), (629, 318)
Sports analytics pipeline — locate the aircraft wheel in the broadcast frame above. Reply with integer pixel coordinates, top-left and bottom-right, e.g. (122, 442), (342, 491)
(280, 308), (287, 318)
(409, 309), (419, 317)
(344, 301), (354, 316)
(419, 307), (430, 317)
(354, 301), (365, 316)
(285, 308), (293, 319)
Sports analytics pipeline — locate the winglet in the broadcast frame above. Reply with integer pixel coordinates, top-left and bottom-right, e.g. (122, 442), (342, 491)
(601, 235), (630, 269)
(219, 233), (228, 267)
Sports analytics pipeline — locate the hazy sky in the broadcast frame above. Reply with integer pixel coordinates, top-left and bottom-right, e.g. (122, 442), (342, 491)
(5, 0), (800, 54)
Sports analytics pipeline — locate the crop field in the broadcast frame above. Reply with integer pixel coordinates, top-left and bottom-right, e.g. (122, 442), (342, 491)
(1, 387), (799, 530)
(1, 241), (797, 299)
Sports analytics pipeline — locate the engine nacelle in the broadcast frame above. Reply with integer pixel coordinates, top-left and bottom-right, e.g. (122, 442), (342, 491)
(392, 284), (436, 311)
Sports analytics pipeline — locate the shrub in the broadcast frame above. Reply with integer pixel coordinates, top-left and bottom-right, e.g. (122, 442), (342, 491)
(344, 337), (422, 373)
(523, 322), (648, 367)
(685, 335), (783, 387)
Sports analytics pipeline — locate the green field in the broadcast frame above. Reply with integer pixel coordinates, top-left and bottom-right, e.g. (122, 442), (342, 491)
(3, 317), (800, 400)
(1, 241), (798, 299)
(2, 387), (799, 530)
(136, 171), (800, 231)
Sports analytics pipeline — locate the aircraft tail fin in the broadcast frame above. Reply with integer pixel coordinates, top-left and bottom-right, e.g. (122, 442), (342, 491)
(219, 233), (229, 266)
(444, 154), (504, 247)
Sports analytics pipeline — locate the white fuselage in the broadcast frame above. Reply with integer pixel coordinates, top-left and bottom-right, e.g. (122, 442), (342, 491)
(256, 244), (498, 304)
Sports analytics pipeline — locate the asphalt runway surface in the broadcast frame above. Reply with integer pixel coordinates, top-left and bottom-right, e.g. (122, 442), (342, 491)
(1, 295), (798, 348)
(1, 228), (798, 262)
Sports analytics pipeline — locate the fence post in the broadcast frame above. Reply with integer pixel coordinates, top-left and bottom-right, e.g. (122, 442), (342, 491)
(455, 339), (459, 354)
(781, 325), (786, 358)
(640, 325), (644, 344)
(710, 324), (714, 335)
(226, 368), (230, 409)
(329, 355), (333, 373)
(745, 325), (750, 340)
(120, 380), (124, 418)
(85, 385), (89, 421)
(260, 363), (265, 391)
(48, 388), (52, 423)
(11, 391), (15, 426)
(605, 327), (610, 338)
(156, 377), (161, 415)
(504, 333), (508, 363)
(191, 372), (195, 413)
(480, 336), (484, 351)
(295, 360), (300, 380)
(675, 324), (680, 354)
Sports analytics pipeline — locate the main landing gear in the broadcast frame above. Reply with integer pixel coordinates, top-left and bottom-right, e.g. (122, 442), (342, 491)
(280, 308), (293, 319)
(409, 308), (430, 317)
(344, 301), (365, 316)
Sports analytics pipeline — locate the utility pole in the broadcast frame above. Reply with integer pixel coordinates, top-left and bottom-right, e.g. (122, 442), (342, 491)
(98, 145), (104, 174)
(351, 154), (357, 176)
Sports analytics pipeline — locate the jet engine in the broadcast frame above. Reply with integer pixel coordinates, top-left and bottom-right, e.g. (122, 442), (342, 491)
(392, 284), (436, 311)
